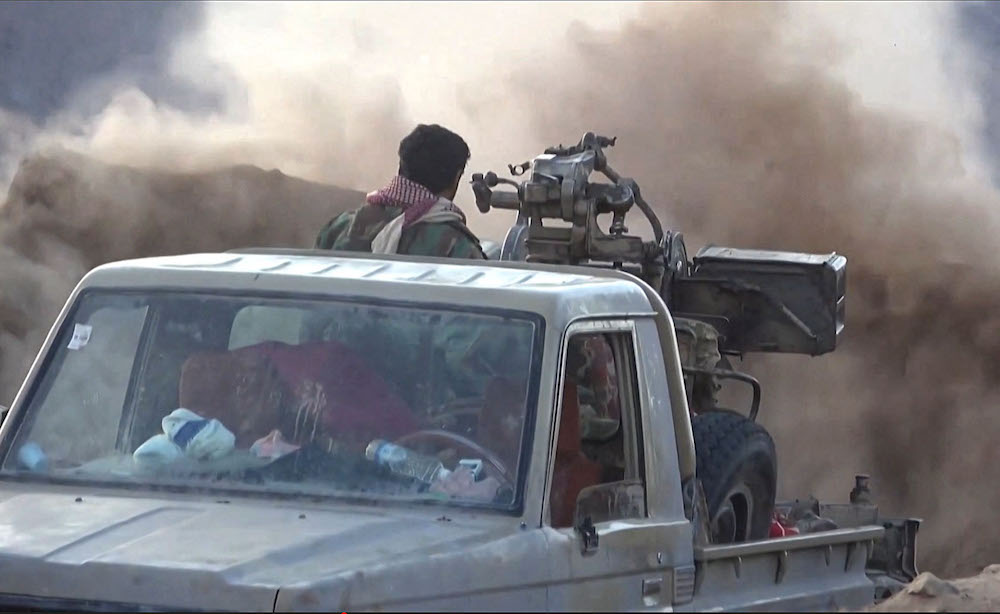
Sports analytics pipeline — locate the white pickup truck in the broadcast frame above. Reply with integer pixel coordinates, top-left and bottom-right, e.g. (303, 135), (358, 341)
(0, 245), (917, 612)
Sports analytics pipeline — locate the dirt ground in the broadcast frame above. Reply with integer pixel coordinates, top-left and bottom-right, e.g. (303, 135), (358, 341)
(867, 566), (1000, 612)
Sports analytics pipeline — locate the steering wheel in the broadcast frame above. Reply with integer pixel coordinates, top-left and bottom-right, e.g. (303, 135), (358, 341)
(395, 429), (513, 491)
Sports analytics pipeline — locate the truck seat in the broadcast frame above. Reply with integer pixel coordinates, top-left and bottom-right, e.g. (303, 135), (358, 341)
(476, 376), (528, 476)
(549, 382), (604, 528)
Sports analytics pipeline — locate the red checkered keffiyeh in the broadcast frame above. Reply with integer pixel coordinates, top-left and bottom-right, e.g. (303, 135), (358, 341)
(366, 175), (462, 228)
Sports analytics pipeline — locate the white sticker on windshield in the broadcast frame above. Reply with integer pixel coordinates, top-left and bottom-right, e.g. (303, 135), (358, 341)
(67, 324), (93, 350)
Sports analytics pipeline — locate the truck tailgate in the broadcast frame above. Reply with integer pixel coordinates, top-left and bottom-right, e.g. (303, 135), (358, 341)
(680, 526), (884, 612)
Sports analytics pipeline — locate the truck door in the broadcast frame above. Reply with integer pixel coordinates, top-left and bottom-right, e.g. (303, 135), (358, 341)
(544, 319), (692, 612)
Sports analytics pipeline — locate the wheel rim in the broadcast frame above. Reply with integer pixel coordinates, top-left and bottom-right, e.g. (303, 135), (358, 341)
(711, 484), (753, 543)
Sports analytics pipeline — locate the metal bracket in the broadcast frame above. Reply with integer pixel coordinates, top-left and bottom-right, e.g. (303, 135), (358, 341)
(576, 515), (599, 555)
(508, 161), (530, 176)
(775, 550), (788, 584)
(682, 366), (762, 421)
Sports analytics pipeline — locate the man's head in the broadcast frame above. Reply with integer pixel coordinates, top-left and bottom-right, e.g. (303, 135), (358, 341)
(398, 124), (470, 200)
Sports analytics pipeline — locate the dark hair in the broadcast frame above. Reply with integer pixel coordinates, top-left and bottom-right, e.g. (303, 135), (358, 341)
(397, 124), (471, 193)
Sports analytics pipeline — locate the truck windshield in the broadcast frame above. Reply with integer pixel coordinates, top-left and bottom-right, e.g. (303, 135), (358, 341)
(1, 290), (541, 510)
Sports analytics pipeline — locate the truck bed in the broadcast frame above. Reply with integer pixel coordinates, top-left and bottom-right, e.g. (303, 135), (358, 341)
(682, 526), (884, 612)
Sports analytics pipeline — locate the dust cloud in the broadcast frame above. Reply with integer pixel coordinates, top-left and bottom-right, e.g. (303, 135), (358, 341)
(2, 1), (999, 576)
(0, 151), (362, 398)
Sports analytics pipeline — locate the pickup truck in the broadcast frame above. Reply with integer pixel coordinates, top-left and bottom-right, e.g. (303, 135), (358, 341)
(0, 246), (916, 612)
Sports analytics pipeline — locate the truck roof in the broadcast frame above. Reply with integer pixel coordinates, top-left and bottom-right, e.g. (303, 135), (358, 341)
(78, 249), (657, 321)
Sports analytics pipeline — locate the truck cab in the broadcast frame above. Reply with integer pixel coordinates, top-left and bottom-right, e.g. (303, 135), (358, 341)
(0, 250), (908, 611)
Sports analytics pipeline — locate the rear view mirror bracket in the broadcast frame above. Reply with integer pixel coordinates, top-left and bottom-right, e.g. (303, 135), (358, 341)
(575, 515), (599, 555)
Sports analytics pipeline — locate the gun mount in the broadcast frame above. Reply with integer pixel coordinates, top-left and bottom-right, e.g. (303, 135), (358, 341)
(472, 132), (847, 416)
(472, 133), (671, 284)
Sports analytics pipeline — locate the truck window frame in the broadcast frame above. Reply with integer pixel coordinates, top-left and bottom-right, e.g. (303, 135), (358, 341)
(542, 318), (647, 528)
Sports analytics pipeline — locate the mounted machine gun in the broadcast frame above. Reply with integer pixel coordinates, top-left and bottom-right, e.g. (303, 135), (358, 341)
(471, 132), (847, 417)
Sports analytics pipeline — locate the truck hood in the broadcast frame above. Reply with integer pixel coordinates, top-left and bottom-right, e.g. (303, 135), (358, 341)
(0, 490), (517, 611)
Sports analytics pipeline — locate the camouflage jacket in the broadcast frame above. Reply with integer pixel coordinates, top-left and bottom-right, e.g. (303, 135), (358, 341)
(314, 202), (486, 259)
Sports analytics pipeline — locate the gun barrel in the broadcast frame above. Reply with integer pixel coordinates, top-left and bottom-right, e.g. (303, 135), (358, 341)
(490, 191), (521, 210)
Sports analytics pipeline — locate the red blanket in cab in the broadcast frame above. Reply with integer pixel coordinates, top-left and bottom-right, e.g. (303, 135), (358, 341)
(248, 340), (419, 445)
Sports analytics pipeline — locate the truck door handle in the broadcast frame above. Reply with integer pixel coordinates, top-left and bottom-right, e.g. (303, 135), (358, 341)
(642, 577), (662, 606)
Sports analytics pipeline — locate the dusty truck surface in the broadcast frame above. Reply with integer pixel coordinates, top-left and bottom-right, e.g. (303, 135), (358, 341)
(0, 135), (919, 612)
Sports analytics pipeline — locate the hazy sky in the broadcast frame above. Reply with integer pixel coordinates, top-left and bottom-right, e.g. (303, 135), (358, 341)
(2, 1), (998, 186)
(959, 1), (1000, 170)
(0, 2), (214, 119)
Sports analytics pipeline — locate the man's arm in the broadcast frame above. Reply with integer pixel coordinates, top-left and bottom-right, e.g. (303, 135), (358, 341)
(403, 222), (487, 259)
(441, 223), (487, 259)
(448, 234), (488, 259)
(314, 211), (355, 249)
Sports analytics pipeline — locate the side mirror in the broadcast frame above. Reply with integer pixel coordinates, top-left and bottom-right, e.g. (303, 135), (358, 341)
(573, 480), (646, 554)
(573, 480), (646, 555)
(574, 480), (646, 527)
(575, 515), (599, 555)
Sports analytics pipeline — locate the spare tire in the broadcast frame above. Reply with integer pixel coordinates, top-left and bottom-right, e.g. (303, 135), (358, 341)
(692, 410), (777, 543)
